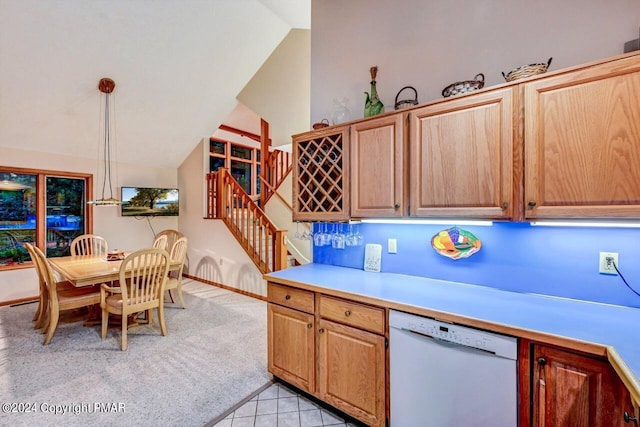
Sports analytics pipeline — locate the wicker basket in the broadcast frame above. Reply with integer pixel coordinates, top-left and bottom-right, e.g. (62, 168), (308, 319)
(312, 118), (330, 130)
(442, 73), (485, 98)
(394, 86), (419, 110)
(502, 57), (553, 82)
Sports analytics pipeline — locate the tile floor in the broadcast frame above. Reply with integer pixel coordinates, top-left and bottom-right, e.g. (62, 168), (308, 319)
(210, 381), (363, 427)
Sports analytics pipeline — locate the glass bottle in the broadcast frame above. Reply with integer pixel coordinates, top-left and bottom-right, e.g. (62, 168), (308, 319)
(331, 97), (351, 125)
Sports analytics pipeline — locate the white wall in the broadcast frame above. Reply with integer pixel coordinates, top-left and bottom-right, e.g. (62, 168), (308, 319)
(238, 28), (311, 146)
(264, 173), (312, 264)
(177, 139), (266, 296)
(0, 146), (177, 303)
(310, 0), (640, 122)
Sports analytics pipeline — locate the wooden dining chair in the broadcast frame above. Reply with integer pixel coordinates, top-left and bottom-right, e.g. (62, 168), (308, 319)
(154, 229), (183, 254)
(24, 243), (76, 330)
(165, 236), (188, 309)
(100, 248), (170, 350)
(70, 234), (109, 256)
(27, 243), (101, 345)
(152, 234), (168, 251)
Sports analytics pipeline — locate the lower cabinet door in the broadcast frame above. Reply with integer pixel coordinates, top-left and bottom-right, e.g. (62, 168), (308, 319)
(533, 344), (634, 427)
(317, 319), (386, 427)
(267, 303), (315, 393)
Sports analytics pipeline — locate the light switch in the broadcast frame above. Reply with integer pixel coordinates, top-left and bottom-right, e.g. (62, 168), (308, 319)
(388, 238), (397, 254)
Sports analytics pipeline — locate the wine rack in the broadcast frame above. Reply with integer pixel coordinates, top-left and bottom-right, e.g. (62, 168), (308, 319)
(292, 126), (350, 221)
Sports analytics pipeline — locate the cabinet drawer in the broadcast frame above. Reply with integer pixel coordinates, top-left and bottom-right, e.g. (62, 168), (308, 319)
(268, 283), (315, 314)
(319, 295), (385, 335)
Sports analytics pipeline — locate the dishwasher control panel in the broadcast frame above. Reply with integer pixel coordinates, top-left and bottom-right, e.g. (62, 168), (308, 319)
(389, 309), (517, 359)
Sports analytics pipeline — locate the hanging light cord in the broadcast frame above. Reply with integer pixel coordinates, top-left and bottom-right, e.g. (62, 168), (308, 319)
(101, 91), (112, 200)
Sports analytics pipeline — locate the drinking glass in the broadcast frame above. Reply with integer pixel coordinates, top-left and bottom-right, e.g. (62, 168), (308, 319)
(321, 223), (332, 246)
(354, 224), (364, 246)
(344, 223), (356, 246)
(313, 223), (324, 246)
(332, 223), (345, 249)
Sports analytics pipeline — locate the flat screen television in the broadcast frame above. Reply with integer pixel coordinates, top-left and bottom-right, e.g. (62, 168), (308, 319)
(120, 187), (179, 217)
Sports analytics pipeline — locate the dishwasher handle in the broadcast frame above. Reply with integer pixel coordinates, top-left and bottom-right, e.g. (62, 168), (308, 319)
(402, 328), (503, 358)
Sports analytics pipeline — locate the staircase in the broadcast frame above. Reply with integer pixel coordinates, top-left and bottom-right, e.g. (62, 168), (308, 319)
(206, 164), (310, 274)
(206, 117), (311, 274)
(206, 168), (286, 274)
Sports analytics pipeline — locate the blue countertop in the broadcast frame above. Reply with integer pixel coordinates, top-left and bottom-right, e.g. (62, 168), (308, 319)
(265, 263), (640, 403)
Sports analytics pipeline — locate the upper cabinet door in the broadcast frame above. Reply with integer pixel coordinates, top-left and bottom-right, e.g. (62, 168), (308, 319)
(410, 88), (516, 219)
(524, 55), (640, 219)
(350, 113), (406, 218)
(292, 126), (350, 222)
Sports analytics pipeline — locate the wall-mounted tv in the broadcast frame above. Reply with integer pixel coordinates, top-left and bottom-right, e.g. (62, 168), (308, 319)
(121, 187), (179, 217)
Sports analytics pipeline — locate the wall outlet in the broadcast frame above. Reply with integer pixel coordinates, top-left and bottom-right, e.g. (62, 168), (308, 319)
(388, 238), (397, 254)
(599, 252), (619, 275)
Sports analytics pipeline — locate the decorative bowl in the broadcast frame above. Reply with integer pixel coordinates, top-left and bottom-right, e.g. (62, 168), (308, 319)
(431, 227), (481, 260)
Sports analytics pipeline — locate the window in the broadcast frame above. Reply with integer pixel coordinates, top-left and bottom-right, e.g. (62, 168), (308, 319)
(0, 167), (92, 269)
(209, 139), (261, 196)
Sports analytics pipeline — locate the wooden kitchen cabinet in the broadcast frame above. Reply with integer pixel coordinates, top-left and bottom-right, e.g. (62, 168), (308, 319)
(530, 344), (636, 427)
(318, 295), (386, 426)
(523, 54), (640, 219)
(292, 53), (640, 222)
(267, 282), (388, 427)
(409, 87), (518, 219)
(350, 112), (407, 217)
(292, 126), (350, 221)
(267, 285), (315, 393)
(317, 319), (386, 427)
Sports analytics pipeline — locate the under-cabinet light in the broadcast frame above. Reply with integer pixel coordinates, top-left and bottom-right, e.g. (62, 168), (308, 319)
(359, 219), (493, 226)
(530, 221), (640, 228)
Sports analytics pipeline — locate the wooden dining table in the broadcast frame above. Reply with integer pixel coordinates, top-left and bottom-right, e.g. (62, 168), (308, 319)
(49, 253), (181, 327)
(49, 253), (181, 287)
(49, 254), (127, 287)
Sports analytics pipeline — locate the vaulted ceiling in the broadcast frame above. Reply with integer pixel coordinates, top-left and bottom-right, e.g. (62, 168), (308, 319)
(0, 0), (310, 169)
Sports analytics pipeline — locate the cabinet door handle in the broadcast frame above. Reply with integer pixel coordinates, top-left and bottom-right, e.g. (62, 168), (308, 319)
(344, 310), (351, 317)
(284, 294), (291, 300)
(537, 356), (547, 427)
(394, 203), (400, 210)
(538, 377), (546, 427)
(501, 202), (509, 210)
(318, 328), (325, 334)
(625, 412), (639, 425)
(528, 200), (537, 209)
(307, 323), (313, 329)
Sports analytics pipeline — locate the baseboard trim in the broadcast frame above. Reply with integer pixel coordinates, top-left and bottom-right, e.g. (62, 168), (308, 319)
(2, 275), (267, 307)
(183, 273), (266, 302)
(2, 296), (38, 308)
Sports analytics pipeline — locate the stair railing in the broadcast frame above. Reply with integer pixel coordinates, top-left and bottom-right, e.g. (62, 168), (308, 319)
(206, 168), (288, 274)
(261, 149), (291, 206)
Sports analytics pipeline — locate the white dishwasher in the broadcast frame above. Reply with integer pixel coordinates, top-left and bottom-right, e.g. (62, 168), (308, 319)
(389, 310), (518, 426)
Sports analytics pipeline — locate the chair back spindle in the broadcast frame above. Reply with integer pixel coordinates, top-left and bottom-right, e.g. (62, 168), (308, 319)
(152, 234), (169, 251)
(71, 234), (109, 256)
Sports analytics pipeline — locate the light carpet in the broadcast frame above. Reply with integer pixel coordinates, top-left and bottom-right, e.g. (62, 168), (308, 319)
(0, 280), (271, 426)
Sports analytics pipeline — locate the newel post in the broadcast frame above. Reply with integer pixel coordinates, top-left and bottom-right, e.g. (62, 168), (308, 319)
(216, 168), (227, 219)
(274, 230), (288, 271)
(260, 119), (270, 208)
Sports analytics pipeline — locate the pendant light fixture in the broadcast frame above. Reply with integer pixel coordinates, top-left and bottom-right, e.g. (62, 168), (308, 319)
(88, 77), (122, 206)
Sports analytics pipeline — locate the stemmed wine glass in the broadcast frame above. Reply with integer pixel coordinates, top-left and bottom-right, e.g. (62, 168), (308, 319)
(332, 223), (345, 249)
(345, 223), (357, 246)
(322, 223), (332, 246)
